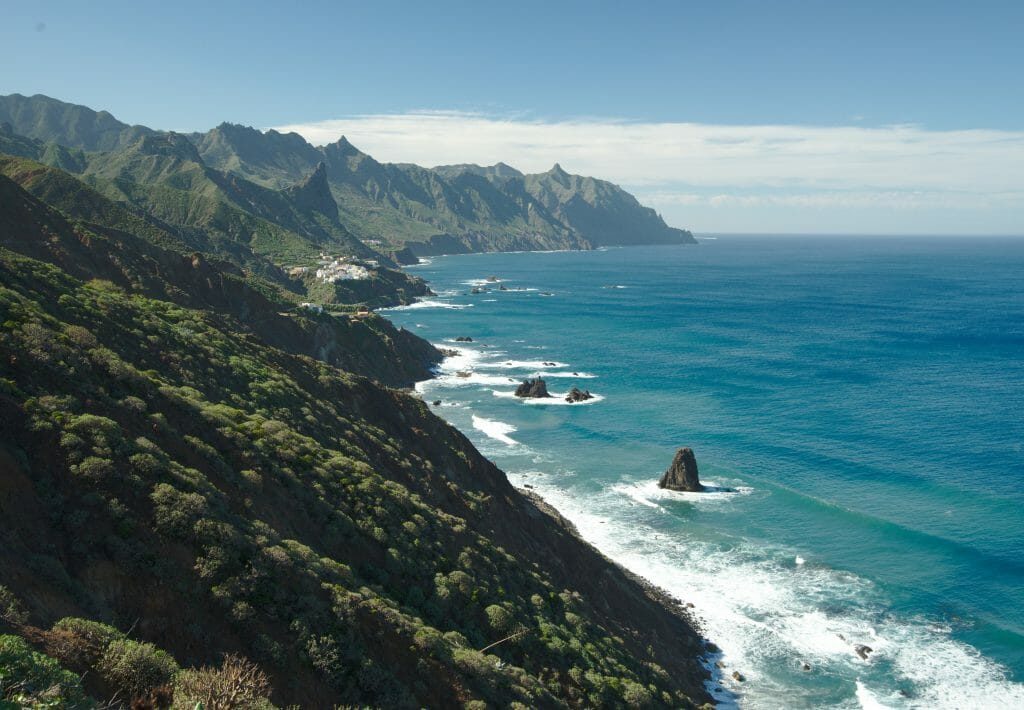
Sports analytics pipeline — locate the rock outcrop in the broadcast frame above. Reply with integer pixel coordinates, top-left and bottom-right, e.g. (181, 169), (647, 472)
(515, 378), (551, 398)
(855, 644), (873, 661)
(658, 447), (705, 492)
(565, 387), (593, 403)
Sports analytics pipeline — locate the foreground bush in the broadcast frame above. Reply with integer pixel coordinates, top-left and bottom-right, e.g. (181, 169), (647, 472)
(173, 654), (273, 710)
(97, 639), (179, 699)
(0, 634), (89, 708)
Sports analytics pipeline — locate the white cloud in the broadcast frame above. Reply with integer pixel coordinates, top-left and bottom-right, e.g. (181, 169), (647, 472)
(640, 190), (1024, 211)
(271, 111), (1024, 233)
(273, 112), (1024, 193)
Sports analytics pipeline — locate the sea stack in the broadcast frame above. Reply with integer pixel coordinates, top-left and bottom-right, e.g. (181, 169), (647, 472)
(658, 447), (705, 492)
(565, 387), (593, 403)
(515, 378), (551, 398)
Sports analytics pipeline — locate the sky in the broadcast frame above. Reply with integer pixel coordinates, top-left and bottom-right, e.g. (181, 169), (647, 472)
(2, 0), (1022, 234)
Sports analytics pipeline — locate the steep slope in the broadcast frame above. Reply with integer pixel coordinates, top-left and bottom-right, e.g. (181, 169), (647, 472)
(0, 176), (713, 708)
(0, 93), (153, 152)
(0, 165), (438, 387)
(0, 121), (88, 173)
(80, 133), (380, 265)
(193, 122), (323, 188)
(523, 164), (696, 246)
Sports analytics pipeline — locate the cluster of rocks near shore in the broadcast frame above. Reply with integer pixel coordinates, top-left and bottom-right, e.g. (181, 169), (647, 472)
(513, 377), (594, 403)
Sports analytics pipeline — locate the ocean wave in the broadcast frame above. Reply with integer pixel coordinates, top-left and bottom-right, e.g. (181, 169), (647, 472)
(478, 359), (569, 370)
(384, 299), (473, 311)
(471, 415), (518, 446)
(438, 372), (520, 387)
(611, 480), (754, 510)
(504, 475), (1024, 709)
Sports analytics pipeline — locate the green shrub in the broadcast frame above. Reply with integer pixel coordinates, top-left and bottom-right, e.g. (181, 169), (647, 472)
(150, 483), (207, 538)
(51, 618), (124, 650)
(484, 604), (511, 633)
(97, 639), (178, 697)
(0, 634), (89, 707)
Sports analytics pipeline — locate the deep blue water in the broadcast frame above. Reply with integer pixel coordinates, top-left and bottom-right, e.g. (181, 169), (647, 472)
(383, 236), (1024, 708)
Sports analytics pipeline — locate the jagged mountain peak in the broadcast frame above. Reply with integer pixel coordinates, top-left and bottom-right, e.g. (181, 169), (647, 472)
(328, 134), (364, 156)
(284, 160), (338, 220)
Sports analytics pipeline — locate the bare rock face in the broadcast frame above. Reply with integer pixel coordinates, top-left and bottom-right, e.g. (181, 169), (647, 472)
(565, 387), (593, 403)
(514, 378), (551, 398)
(658, 447), (705, 492)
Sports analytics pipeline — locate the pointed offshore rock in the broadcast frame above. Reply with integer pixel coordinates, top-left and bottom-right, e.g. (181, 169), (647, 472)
(658, 447), (705, 492)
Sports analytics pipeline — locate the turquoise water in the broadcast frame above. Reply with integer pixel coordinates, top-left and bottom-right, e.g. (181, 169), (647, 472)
(382, 236), (1024, 709)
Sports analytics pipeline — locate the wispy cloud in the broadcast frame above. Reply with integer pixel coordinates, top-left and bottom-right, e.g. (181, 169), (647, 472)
(272, 112), (1024, 233)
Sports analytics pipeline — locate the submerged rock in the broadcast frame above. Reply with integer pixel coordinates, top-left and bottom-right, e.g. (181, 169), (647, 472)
(515, 378), (551, 398)
(731, 671), (745, 682)
(455, 336), (474, 342)
(565, 387), (593, 403)
(658, 447), (705, 492)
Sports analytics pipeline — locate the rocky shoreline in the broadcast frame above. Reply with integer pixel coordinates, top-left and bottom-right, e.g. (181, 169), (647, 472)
(410, 331), (724, 705)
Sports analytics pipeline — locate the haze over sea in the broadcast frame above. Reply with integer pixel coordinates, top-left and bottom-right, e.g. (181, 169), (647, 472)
(383, 236), (1024, 708)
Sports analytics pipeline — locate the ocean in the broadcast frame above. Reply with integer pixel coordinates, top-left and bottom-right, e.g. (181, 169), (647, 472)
(381, 236), (1024, 709)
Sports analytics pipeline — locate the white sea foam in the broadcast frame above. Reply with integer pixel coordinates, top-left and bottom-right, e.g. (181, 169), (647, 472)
(499, 474), (1024, 709)
(439, 372), (520, 387)
(855, 680), (896, 709)
(434, 346), (485, 373)
(384, 299), (473, 310)
(478, 359), (569, 370)
(611, 480), (753, 510)
(471, 415), (518, 446)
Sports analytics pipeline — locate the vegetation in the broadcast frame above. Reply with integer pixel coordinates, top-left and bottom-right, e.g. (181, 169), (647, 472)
(0, 102), (711, 707)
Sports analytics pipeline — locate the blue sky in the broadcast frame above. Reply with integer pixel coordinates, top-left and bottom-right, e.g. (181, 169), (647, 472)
(3, 0), (1022, 234)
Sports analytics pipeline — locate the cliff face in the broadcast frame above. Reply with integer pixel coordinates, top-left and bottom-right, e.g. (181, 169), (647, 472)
(0, 93), (697, 256)
(0, 150), (711, 705)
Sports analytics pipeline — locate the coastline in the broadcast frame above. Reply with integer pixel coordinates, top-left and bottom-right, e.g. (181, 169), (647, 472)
(382, 242), (1024, 708)
(388, 299), (728, 705)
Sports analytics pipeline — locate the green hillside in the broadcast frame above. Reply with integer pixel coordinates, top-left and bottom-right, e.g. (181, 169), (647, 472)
(0, 155), (712, 707)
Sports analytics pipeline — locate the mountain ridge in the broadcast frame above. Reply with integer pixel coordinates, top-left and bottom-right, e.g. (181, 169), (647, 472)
(0, 94), (697, 259)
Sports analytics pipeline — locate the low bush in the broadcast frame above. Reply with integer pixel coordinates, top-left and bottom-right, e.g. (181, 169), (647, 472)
(0, 633), (89, 708)
(97, 638), (179, 698)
